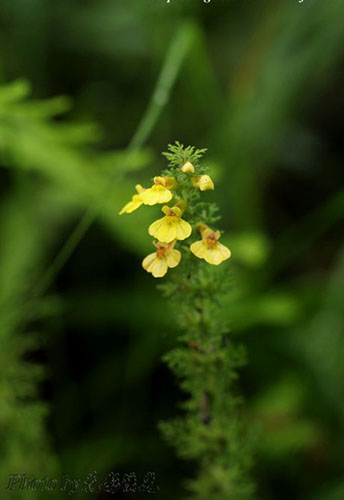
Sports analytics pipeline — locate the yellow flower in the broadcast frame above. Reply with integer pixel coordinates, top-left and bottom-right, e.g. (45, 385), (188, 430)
(142, 240), (181, 278)
(190, 226), (231, 265)
(149, 205), (192, 243)
(140, 176), (177, 206)
(119, 184), (145, 215)
(181, 161), (195, 174)
(192, 174), (214, 191)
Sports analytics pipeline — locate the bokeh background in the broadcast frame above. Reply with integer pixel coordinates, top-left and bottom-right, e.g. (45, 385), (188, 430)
(0, 0), (343, 498)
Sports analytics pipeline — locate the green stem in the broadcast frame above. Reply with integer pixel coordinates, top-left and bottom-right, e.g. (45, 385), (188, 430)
(30, 23), (195, 299)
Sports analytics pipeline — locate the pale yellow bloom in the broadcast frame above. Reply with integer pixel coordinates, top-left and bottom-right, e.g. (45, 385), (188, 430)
(149, 205), (192, 243)
(158, 176), (178, 190)
(119, 185), (145, 215)
(190, 226), (231, 265)
(192, 174), (214, 191)
(140, 176), (177, 205)
(142, 240), (181, 278)
(181, 161), (195, 174)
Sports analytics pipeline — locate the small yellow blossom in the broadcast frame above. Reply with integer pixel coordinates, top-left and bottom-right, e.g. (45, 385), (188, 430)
(181, 161), (195, 174)
(190, 226), (231, 265)
(159, 176), (178, 190)
(192, 174), (215, 191)
(119, 184), (145, 215)
(140, 176), (176, 206)
(142, 240), (181, 278)
(149, 205), (192, 243)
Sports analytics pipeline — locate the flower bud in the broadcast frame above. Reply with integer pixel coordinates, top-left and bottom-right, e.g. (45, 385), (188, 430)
(154, 176), (178, 190)
(192, 175), (214, 191)
(181, 161), (195, 174)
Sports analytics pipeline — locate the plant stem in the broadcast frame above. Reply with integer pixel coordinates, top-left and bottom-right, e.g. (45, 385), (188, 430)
(30, 22), (196, 299)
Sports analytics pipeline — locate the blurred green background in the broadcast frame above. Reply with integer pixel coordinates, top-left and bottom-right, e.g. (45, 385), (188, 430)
(0, 0), (343, 498)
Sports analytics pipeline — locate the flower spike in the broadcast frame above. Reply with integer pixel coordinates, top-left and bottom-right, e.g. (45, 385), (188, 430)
(118, 143), (230, 274)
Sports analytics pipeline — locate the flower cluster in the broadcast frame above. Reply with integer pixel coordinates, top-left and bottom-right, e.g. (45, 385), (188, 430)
(119, 143), (231, 278)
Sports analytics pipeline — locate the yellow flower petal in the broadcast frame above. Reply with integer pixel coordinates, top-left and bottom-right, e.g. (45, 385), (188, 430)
(142, 252), (157, 272)
(149, 207), (191, 243)
(217, 242), (231, 261)
(190, 238), (231, 265)
(175, 218), (192, 240)
(154, 176), (177, 189)
(166, 249), (181, 268)
(190, 240), (207, 259)
(149, 217), (176, 243)
(162, 205), (182, 217)
(140, 185), (172, 205)
(143, 240), (181, 278)
(150, 257), (168, 278)
(203, 247), (224, 265)
(119, 194), (143, 215)
(149, 217), (191, 243)
(142, 253), (168, 277)
(149, 217), (165, 237)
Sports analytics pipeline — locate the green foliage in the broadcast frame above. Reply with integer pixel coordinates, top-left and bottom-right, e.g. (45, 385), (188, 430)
(162, 141), (207, 169)
(0, 192), (59, 497)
